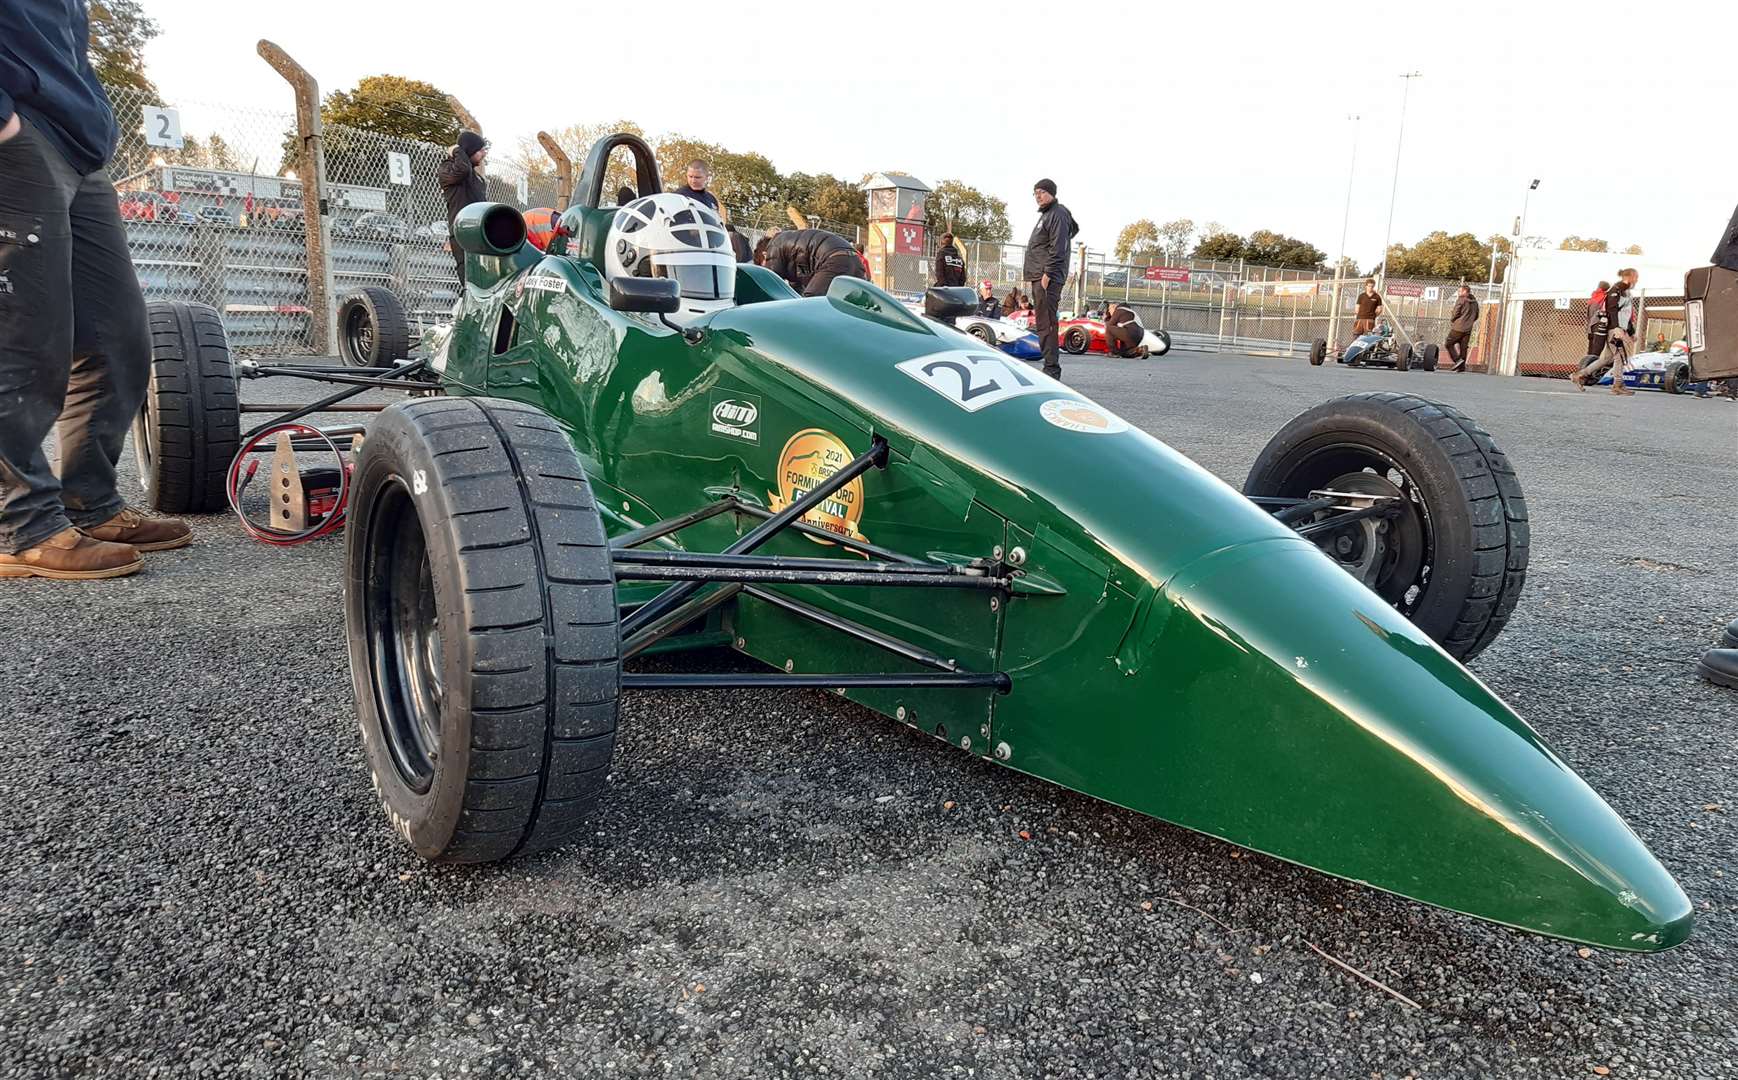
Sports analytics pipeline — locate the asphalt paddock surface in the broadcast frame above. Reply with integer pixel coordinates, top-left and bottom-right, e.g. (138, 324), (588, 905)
(1, 352), (1735, 1079)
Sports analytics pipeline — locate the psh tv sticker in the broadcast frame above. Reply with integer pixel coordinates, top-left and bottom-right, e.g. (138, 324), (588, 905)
(708, 391), (760, 445)
(1038, 398), (1129, 434)
(769, 429), (867, 544)
(895, 349), (1055, 412)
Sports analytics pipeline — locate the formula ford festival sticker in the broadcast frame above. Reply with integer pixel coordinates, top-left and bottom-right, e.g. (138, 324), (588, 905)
(768, 428), (867, 544)
(708, 392), (761, 445)
(1038, 398), (1129, 434)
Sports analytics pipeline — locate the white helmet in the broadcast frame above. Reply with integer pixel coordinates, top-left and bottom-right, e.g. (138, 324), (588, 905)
(605, 193), (734, 324)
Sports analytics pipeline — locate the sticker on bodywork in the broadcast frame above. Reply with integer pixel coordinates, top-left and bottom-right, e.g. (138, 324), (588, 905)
(895, 349), (1053, 413)
(1038, 398), (1129, 434)
(708, 391), (760, 445)
(769, 429), (867, 544)
(518, 273), (566, 295)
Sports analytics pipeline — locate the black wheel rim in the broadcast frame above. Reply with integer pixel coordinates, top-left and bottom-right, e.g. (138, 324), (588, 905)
(1273, 445), (1435, 616)
(343, 305), (374, 366)
(364, 478), (444, 793)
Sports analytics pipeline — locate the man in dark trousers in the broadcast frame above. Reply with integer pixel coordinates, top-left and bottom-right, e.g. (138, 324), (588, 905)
(1024, 179), (1077, 379)
(1445, 285), (1479, 371)
(0, 0), (193, 581)
(438, 130), (488, 281)
(762, 228), (864, 297)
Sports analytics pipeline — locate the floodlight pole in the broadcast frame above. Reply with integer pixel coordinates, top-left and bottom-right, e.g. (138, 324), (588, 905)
(1327, 114), (1360, 348)
(1375, 72), (1422, 289)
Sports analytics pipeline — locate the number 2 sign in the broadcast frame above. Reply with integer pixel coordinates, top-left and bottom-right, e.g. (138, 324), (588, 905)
(895, 349), (1054, 413)
(142, 105), (184, 150)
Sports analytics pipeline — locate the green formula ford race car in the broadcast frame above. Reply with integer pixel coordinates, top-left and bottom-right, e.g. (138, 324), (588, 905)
(135, 134), (1691, 952)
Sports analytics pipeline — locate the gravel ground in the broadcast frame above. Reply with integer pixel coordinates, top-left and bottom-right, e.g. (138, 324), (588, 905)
(0, 352), (1733, 1080)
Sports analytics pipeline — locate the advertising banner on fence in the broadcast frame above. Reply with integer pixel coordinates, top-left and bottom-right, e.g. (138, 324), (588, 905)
(1142, 266), (1191, 283)
(1385, 282), (1425, 298)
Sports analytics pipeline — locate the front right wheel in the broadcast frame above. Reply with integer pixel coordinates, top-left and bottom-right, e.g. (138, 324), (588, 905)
(1062, 327), (1090, 354)
(1244, 392), (1529, 663)
(345, 397), (621, 862)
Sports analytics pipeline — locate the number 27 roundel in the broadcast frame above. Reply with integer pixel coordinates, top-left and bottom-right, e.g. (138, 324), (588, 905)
(894, 350), (1056, 413)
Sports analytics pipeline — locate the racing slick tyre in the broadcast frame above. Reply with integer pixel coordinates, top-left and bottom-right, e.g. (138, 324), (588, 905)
(1243, 392), (1529, 663)
(1150, 330), (1173, 356)
(1664, 361), (1690, 395)
(133, 301), (239, 514)
(338, 286), (412, 368)
(1396, 343), (1413, 372)
(1421, 343), (1441, 371)
(966, 322), (997, 346)
(1309, 338), (1327, 366)
(1062, 327), (1091, 354)
(345, 397), (621, 863)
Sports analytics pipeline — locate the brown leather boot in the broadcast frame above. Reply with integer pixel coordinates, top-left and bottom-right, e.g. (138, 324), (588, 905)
(1570, 370), (1587, 390)
(0, 528), (142, 580)
(79, 508), (193, 552)
(1611, 383), (1635, 396)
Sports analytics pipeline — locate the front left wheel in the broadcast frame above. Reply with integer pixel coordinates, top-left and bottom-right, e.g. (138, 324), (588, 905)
(1062, 327), (1091, 354)
(345, 397), (621, 862)
(1244, 392), (1529, 663)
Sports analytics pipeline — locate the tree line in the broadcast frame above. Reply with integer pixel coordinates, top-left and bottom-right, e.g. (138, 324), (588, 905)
(1114, 216), (1646, 281)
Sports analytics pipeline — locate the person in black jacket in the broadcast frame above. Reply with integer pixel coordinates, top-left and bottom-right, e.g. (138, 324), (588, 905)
(1023, 178), (1078, 379)
(438, 131), (488, 281)
(762, 229), (864, 297)
(934, 232), (967, 287)
(0, 0), (194, 581)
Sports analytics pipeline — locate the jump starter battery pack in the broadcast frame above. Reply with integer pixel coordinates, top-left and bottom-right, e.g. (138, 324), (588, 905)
(1685, 265), (1738, 380)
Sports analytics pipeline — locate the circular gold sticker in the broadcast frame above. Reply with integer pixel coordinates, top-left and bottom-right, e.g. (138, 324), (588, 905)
(768, 429), (868, 543)
(1038, 398), (1129, 434)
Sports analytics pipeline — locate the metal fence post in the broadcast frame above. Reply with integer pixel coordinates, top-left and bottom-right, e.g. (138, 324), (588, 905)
(537, 131), (573, 208)
(258, 40), (336, 355)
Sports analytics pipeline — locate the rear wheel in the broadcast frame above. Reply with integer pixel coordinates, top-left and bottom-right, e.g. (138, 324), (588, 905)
(134, 301), (239, 513)
(1397, 343), (1413, 371)
(1062, 327), (1090, 354)
(1244, 392), (1529, 662)
(966, 322), (997, 346)
(1149, 329), (1172, 356)
(1422, 343), (1441, 371)
(1309, 338), (1327, 366)
(338, 287), (411, 368)
(1664, 361), (1689, 395)
(345, 397), (621, 862)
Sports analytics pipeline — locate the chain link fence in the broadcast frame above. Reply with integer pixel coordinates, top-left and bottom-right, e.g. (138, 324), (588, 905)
(109, 85), (316, 353)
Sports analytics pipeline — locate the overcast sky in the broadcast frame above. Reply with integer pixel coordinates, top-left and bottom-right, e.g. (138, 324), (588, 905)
(140, 0), (1738, 269)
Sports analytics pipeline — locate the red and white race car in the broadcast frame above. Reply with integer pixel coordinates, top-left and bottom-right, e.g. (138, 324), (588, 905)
(1059, 306), (1173, 357)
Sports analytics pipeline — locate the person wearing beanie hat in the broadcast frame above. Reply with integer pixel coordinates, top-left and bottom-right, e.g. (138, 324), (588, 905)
(1023, 178), (1079, 379)
(438, 130), (490, 282)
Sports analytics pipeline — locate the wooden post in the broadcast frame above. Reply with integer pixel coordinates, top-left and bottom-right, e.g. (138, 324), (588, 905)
(537, 131), (572, 208)
(258, 40), (336, 355)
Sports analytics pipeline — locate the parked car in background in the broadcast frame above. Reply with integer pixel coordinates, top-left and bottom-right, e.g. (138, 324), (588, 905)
(117, 191), (168, 222)
(193, 206), (234, 227)
(346, 211), (410, 243)
(260, 205), (305, 230)
(412, 221), (449, 244)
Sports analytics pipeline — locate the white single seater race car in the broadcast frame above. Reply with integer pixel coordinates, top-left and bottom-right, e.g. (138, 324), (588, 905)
(899, 297), (1043, 360)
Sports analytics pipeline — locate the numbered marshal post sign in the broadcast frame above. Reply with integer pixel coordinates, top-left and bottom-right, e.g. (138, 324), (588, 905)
(142, 105), (183, 150)
(895, 349), (1053, 413)
(386, 152), (413, 186)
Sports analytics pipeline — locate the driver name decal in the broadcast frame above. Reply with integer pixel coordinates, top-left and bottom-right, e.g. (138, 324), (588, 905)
(895, 349), (1055, 413)
(768, 429), (868, 545)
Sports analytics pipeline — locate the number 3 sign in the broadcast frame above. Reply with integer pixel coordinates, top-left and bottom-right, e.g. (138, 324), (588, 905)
(142, 105), (184, 150)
